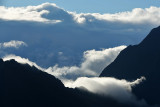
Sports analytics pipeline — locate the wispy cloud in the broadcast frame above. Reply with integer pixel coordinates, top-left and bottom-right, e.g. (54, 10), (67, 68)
(0, 40), (27, 49)
(3, 54), (43, 71)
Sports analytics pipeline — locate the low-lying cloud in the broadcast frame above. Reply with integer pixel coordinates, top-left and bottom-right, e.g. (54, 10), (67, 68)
(3, 45), (126, 79)
(2, 46), (149, 106)
(64, 77), (147, 106)
(46, 46), (126, 80)
(2, 54), (147, 106)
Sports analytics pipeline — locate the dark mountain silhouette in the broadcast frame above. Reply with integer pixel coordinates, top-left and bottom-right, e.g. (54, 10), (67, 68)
(100, 26), (160, 105)
(0, 58), (131, 107)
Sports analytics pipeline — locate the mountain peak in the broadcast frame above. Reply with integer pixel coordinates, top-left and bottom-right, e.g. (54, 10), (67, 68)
(139, 26), (160, 49)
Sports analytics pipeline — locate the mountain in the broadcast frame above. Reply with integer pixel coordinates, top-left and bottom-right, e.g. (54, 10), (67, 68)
(0, 58), (129, 107)
(100, 26), (160, 105)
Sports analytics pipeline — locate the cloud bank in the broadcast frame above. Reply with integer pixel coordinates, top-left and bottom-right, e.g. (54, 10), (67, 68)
(1, 3), (160, 26)
(2, 54), (147, 106)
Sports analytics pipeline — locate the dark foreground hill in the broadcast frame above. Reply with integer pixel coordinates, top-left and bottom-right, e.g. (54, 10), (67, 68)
(100, 26), (160, 105)
(0, 58), (130, 107)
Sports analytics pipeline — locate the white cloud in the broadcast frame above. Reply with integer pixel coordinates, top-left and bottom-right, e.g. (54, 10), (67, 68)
(1, 3), (160, 26)
(2, 45), (126, 79)
(2, 46), (126, 79)
(0, 40), (27, 49)
(0, 3), (62, 23)
(64, 76), (147, 106)
(75, 6), (160, 25)
(46, 46), (126, 80)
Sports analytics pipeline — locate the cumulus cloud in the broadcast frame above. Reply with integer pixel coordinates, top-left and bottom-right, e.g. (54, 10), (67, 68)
(0, 40), (27, 49)
(74, 6), (160, 25)
(64, 77), (147, 106)
(46, 46), (126, 80)
(1, 3), (160, 26)
(0, 3), (62, 23)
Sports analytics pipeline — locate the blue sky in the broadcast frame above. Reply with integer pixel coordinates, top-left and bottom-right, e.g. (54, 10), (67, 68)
(1, 0), (160, 13)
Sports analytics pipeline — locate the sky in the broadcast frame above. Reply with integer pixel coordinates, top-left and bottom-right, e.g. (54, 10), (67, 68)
(0, 0), (160, 13)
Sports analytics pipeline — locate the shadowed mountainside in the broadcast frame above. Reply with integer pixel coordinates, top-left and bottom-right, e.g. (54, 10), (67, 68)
(0, 58), (130, 107)
(100, 26), (160, 105)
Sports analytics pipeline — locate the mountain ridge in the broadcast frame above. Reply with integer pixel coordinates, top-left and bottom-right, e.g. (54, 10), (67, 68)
(100, 26), (160, 105)
(0, 58), (129, 107)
